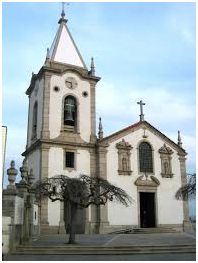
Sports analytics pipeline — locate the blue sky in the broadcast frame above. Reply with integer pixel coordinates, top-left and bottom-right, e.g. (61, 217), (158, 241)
(2, 1), (195, 190)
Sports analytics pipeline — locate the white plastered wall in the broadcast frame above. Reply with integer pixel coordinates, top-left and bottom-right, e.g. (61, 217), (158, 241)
(49, 72), (91, 142)
(106, 127), (184, 227)
(27, 78), (43, 147)
(26, 149), (40, 181)
(47, 146), (90, 226)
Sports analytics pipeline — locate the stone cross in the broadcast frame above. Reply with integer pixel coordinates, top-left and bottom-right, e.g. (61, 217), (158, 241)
(137, 100), (146, 121)
(59, 2), (69, 24)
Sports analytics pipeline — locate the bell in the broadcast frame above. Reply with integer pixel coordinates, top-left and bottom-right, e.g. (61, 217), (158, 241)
(65, 108), (74, 122)
(64, 97), (75, 123)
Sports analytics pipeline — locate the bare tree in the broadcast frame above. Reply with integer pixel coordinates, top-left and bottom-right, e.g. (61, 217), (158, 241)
(175, 173), (196, 200)
(34, 175), (132, 244)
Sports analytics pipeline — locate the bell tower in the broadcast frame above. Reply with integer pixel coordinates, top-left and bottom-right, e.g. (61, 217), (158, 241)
(22, 7), (100, 233)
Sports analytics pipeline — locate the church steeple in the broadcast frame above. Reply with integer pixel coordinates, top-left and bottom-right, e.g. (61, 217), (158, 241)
(48, 4), (87, 68)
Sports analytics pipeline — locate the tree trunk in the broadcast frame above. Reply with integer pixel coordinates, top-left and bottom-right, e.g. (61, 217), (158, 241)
(68, 202), (78, 244)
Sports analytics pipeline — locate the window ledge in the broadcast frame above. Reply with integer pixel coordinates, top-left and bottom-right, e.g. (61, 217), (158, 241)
(161, 173), (174, 178)
(118, 170), (132, 176)
(64, 167), (76, 172)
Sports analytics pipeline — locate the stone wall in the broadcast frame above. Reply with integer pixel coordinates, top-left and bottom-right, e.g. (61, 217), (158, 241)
(2, 160), (39, 254)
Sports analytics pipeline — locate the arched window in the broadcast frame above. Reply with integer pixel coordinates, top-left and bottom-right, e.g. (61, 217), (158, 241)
(32, 102), (38, 139)
(64, 96), (77, 127)
(139, 142), (153, 173)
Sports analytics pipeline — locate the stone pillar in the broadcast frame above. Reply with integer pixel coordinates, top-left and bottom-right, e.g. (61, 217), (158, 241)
(40, 144), (50, 233)
(179, 155), (193, 231)
(41, 72), (51, 139)
(87, 148), (96, 233)
(90, 81), (97, 143)
(28, 169), (38, 238)
(26, 95), (31, 149)
(95, 143), (110, 233)
(2, 161), (19, 252)
(16, 183), (29, 243)
(17, 159), (31, 243)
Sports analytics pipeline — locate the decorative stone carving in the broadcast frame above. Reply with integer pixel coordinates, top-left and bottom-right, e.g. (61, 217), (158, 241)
(159, 143), (173, 178)
(142, 127), (148, 138)
(116, 139), (132, 175)
(134, 174), (160, 187)
(28, 169), (35, 186)
(7, 160), (18, 189)
(19, 159), (29, 184)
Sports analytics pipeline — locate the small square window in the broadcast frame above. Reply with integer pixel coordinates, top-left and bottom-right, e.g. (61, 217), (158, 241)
(65, 152), (75, 168)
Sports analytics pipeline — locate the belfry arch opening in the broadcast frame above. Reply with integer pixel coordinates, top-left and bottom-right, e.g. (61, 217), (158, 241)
(64, 95), (77, 127)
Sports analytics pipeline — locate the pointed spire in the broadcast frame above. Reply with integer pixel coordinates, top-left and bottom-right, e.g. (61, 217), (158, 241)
(90, 57), (95, 76)
(98, 117), (103, 140)
(44, 48), (50, 66)
(48, 3), (86, 68)
(178, 130), (183, 148)
(58, 2), (68, 24)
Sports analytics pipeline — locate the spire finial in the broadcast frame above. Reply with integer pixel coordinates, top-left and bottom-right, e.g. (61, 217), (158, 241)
(137, 100), (146, 121)
(98, 117), (103, 140)
(58, 2), (68, 24)
(90, 57), (95, 76)
(61, 2), (65, 19)
(178, 130), (183, 148)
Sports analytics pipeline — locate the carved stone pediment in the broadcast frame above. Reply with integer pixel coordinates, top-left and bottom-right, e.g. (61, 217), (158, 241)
(159, 143), (173, 155)
(134, 175), (160, 187)
(116, 139), (132, 150)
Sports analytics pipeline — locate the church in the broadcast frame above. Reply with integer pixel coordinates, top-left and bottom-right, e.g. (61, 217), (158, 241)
(22, 7), (191, 234)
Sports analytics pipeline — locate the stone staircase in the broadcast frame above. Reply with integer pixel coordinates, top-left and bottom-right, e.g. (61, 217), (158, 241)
(132, 227), (179, 234)
(12, 244), (195, 255)
(108, 227), (178, 234)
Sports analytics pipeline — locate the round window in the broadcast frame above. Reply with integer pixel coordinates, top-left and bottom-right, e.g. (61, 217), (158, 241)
(53, 86), (60, 92)
(82, 91), (88, 97)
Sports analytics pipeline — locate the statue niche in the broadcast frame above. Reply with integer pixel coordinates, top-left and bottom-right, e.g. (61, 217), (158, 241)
(159, 143), (173, 178)
(116, 139), (132, 175)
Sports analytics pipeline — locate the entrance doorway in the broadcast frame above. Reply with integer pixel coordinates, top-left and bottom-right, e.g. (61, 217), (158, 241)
(140, 192), (156, 228)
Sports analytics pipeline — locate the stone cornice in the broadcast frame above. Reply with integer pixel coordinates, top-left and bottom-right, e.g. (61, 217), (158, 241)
(26, 62), (101, 95)
(22, 138), (96, 156)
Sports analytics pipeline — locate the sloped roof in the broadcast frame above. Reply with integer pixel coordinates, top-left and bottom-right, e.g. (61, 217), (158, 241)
(49, 19), (87, 68)
(99, 120), (186, 155)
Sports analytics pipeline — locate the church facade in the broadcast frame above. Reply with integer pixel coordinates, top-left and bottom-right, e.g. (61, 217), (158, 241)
(22, 9), (191, 234)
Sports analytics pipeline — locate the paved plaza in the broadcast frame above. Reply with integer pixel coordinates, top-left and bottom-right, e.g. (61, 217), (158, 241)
(5, 232), (196, 261)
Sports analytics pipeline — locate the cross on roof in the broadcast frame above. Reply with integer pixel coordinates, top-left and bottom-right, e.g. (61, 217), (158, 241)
(59, 2), (69, 23)
(61, 2), (65, 18)
(137, 100), (146, 121)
